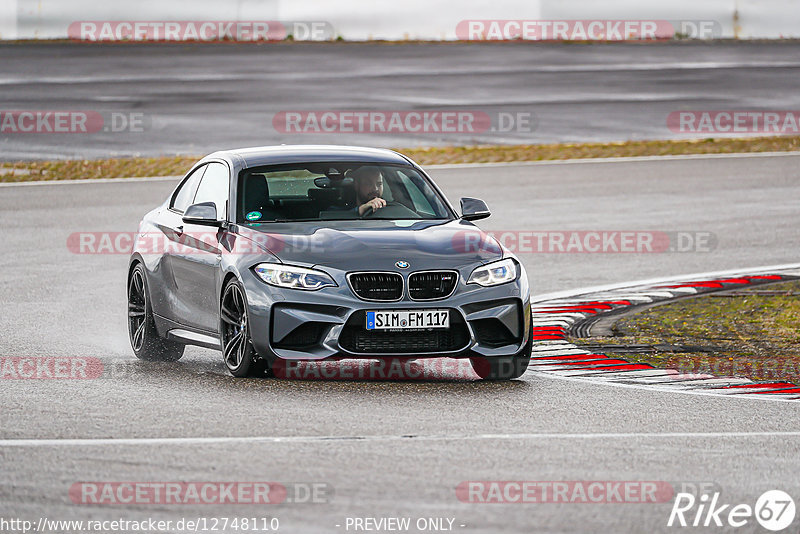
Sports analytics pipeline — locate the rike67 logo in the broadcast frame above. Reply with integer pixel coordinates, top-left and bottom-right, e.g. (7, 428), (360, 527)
(668, 490), (795, 531)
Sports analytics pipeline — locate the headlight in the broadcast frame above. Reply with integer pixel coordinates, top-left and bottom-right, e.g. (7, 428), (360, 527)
(467, 258), (517, 287)
(253, 263), (336, 290)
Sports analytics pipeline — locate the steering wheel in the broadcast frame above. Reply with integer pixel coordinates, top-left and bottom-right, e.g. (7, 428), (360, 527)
(362, 201), (421, 219)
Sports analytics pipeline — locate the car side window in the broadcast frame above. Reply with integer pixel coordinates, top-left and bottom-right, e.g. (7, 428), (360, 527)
(395, 169), (444, 216)
(193, 162), (230, 221)
(170, 165), (207, 213)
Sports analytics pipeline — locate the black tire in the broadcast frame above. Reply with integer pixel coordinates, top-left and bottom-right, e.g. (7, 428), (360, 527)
(220, 278), (273, 378)
(127, 263), (185, 362)
(470, 336), (532, 380)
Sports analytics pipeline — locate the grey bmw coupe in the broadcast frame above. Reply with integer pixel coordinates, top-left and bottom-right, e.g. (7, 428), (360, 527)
(127, 145), (531, 380)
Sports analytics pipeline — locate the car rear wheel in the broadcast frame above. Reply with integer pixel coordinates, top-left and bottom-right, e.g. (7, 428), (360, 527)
(470, 336), (532, 380)
(128, 263), (185, 362)
(220, 279), (272, 378)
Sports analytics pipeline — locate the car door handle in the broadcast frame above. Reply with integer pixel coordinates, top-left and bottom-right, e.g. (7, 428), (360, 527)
(175, 225), (184, 236)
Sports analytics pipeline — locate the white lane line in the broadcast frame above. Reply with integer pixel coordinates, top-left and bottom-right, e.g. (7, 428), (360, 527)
(532, 364), (627, 371)
(428, 151), (800, 170)
(531, 348), (580, 353)
(609, 375), (718, 384)
(531, 313), (587, 319)
(579, 370), (679, 379)
(636, 377), (752, 387)
(544, 368), (643, 377)
(3, 431), (800, 447)
(655, 287), (699, 295)
(736, 393), (800, 400)
(697, 387), (800, 395)
(580, 295), (655, 303)
(0, 175), (181, 187)
(530, 354), (600, 360)
(614, 291), (676, 298)
(531, 353), (586, 358)
(530, 349), (589, 356)
(529, 360), (607, 367)
(605, 374), (717, 384)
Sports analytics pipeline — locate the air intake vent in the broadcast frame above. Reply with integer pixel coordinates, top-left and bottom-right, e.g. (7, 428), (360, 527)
(470, 318), (520, 347)
(273, 322), (328, 350)
(348, 272), (404, 301)
(409, 271), (458, 300)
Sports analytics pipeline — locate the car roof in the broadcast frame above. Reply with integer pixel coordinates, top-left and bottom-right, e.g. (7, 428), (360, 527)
(204, 145), (413, 168)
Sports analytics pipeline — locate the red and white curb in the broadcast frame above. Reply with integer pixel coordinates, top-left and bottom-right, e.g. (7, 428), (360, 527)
(525, 264), (800, 401)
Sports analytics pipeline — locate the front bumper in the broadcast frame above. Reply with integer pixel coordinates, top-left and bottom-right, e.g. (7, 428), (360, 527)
(241, 265), (531, 361)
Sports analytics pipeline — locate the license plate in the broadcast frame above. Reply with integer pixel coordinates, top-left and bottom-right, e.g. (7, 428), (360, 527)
(366, 310), (449, 330)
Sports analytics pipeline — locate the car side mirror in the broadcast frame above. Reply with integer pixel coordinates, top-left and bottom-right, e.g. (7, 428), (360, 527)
(182, 202), (221, 226)
(460, 197), (491, 221)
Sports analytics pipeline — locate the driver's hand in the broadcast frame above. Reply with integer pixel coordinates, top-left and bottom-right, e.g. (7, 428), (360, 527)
(358, 198), (386, 216)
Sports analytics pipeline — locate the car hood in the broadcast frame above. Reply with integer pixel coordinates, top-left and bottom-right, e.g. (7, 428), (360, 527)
(234, 219), (503, 272)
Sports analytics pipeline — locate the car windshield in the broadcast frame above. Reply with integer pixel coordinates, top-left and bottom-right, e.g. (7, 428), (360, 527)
(237, 162), (453, 223)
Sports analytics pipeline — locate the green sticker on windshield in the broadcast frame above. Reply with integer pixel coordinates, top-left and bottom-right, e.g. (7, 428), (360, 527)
(246, 211), (262, 221)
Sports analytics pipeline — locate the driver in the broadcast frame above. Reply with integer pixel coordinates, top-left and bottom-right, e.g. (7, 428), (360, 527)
(352, 166), (386, 216)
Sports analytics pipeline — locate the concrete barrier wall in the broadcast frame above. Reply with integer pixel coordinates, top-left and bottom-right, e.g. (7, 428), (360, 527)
(2, 0), (798, 40)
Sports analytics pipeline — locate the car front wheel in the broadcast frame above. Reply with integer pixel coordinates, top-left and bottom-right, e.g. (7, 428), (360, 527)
(220, 278), (272, 378)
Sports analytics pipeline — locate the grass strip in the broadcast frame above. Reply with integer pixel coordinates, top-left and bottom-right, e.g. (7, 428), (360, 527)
(2, 135), (800, 183)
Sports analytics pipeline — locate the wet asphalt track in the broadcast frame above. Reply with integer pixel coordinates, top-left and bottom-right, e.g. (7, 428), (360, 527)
(2, 154), (800, 532)
(2, 41), (800, 159)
